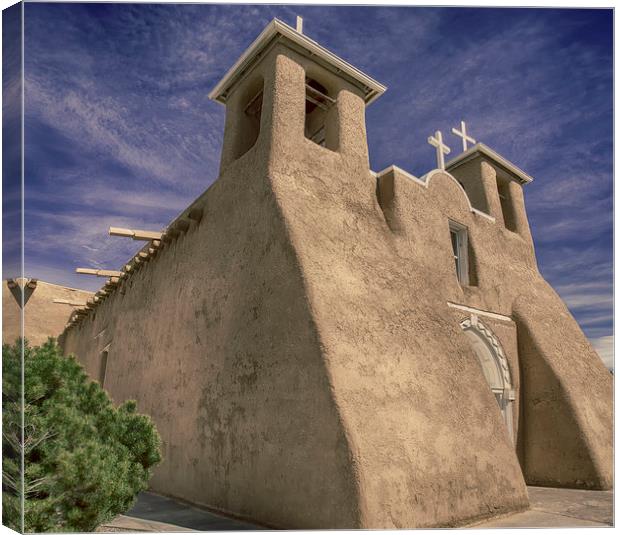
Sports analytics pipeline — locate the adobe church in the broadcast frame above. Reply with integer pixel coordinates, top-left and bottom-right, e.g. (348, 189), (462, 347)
(59, 19), (612, 529)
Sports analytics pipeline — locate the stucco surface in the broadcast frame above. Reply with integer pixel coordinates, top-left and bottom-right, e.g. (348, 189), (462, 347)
(514, 287), (613, 489)
(3, 279), (92, 347)
(379, 164), (612, 492)
(61, 178), (364, 528)
(61, 38), (611, 529)
(62, 50), (363, 527)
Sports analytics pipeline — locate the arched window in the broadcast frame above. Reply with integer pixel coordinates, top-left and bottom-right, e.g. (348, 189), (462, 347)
(460, 318), (515, 442)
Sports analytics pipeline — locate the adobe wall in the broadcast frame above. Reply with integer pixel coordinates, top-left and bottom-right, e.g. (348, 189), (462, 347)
(264, 59), (529, 523)
(377, 165), (612, 491)
(61, 110), (364, 527)
(514, 288), (613, 489)
(242, 47), (530, 527)
(62, 41), (612, 529)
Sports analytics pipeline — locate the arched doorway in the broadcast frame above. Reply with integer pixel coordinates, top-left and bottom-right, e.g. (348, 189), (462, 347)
(460, 317), (515, 442)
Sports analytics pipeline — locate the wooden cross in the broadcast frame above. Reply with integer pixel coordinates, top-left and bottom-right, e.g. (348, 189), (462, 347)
(451, 121), (476, 152)
(427, 130), (451, 170)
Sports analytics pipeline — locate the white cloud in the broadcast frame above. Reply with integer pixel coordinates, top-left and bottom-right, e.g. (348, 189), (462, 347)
(589, 336), (614, 370)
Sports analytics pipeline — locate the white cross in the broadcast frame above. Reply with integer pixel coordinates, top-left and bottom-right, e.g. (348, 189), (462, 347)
(427, 130), (451, 170)
(296, 16), (303, 33)
(451, 121), (476, 152)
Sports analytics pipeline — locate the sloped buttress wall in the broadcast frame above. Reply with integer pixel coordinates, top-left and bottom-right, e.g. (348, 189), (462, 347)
(61, 151), (364, 528)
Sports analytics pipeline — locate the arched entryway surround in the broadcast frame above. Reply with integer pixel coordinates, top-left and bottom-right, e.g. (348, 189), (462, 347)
(460, 316), (516, 443)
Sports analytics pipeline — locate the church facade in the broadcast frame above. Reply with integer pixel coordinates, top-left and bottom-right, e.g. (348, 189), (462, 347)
(60, 19), (612, 529)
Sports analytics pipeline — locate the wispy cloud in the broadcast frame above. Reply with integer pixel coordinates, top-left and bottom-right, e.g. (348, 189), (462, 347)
(562, 293), (613, 311)
(25, 76), (218, 191)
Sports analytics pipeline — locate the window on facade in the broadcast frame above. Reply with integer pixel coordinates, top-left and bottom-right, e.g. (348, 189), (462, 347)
(496, 178), (517, 232)
(449, 221), (469, 285)
(305, 77), (336, 149)
(99, 348), (109, 386)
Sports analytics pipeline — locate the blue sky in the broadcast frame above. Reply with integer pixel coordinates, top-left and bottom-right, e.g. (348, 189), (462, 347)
(11, 4), (613, 366)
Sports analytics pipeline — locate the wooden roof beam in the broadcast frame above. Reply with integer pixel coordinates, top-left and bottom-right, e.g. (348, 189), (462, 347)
(53, 299), (87, 307)
(188, 208), (203, 223)
(175, 220), (190, 233)
(162, 228), (180, 243)
(109, 227), (163, 241)
(76, 268), (123, 278)
(137, 252), (149, 262)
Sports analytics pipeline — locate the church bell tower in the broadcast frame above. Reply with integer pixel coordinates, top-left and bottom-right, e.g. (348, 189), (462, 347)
(209, 18), (386, 178)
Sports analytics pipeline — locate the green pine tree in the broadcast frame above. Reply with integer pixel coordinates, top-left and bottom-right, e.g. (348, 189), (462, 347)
(2, 339), (161, 532)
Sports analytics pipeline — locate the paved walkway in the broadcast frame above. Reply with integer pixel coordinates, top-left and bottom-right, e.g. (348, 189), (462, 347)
(102, 492), (260, 531)
(471, 486), (613, 528)
(99, 486), (613, 531)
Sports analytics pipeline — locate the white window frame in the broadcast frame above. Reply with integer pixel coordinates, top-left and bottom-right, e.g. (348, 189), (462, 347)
(449, 220), (469, 285)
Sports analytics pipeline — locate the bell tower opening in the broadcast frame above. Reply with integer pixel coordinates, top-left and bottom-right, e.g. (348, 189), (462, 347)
(305, 77), (336, 150)
(232, 74), (264, 161)
(497, 176), (518, 231)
